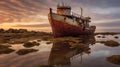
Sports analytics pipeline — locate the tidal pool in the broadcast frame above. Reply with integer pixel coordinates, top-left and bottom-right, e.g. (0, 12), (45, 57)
(0, 35), (120, 67)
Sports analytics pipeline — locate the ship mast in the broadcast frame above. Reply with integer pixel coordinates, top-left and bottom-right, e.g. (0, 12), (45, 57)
(80, 7), (83, 17)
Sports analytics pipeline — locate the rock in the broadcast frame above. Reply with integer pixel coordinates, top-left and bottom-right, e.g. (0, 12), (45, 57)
(97, 36), (101, 38)
(104, 40), (120, 47)
(114, 36), (119, 39)
(23, 41), (40, 48)
(32, 41), (40, 46)
(46, 41), (52, 44)
(107, 55), (120, 65)
(16, 49), (38, 55)
(0, 45), (14, 54)
(37, 39), (41, 42)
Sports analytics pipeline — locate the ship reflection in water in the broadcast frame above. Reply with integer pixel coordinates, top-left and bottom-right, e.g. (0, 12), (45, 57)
(0, 35), (120, 67)
(49, 36), (95, 66)
(47, 35), (120, 67)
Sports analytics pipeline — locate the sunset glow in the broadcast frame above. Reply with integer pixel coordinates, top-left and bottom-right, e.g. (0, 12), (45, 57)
(0, 0), (120, 32)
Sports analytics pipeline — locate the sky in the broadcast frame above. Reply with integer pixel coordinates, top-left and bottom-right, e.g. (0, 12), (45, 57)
(0, 0), (120, 32)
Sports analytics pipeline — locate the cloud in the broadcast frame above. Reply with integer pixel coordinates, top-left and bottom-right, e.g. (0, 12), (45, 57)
(94, 21), (120, 27)
(0, 0), (120, 32)
(0, 0), (120, 23)
(92, 7), (120, 15)
(14, 23), (50, 27)
(72, 0), (120, 8)
(0, 0), (52, 23)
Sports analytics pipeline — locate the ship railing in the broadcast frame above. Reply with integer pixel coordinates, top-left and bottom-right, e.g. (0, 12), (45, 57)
(50, 8), (81, 18)
(71, 12), (81, 18)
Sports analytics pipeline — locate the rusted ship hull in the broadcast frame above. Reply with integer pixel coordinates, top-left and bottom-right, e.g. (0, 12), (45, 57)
(48, 13), (96, 37)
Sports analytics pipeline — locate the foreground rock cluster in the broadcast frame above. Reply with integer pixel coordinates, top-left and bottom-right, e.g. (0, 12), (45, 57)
(0, 45), (14, 54)
(16, 49), (38, 55)
(0, 28), (52, 44)
(104, 40), (120, 47)
(98, 40), (120, 47)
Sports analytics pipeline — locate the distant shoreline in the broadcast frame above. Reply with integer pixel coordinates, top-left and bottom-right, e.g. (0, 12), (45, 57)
(0, 28), (120, 44)
(0, 28), (120, 34)
(95, 32), (120, 35)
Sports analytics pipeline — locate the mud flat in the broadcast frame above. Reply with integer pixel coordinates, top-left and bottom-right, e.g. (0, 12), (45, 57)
(107, 55), (120, 65)
(0, 28), (52, 44)
(0, 29), (120, 67)
(0, 28), (120, 48)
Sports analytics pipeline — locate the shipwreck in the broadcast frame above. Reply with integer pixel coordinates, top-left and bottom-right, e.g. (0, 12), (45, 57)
(48, 3), (96, 37)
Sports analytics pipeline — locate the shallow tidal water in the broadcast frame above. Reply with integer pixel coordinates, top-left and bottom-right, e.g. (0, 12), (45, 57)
(0, 35), (120, 67)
